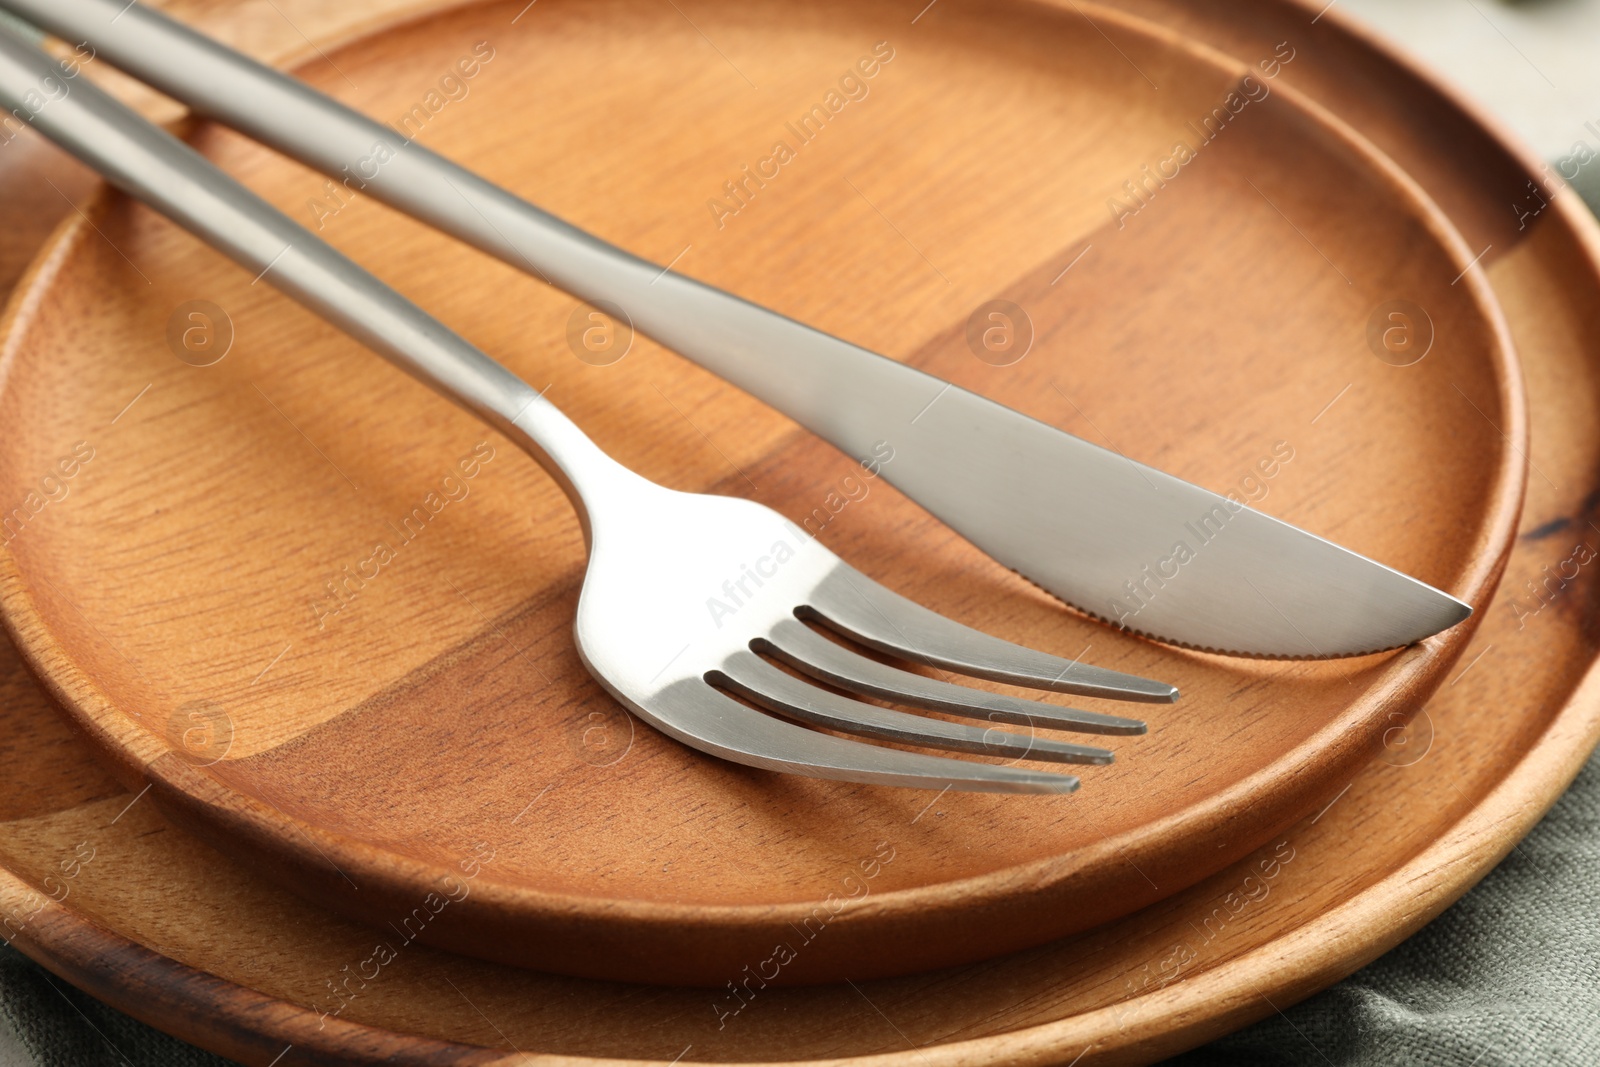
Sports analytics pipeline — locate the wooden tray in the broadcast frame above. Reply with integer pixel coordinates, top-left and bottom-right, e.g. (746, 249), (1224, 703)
(0, 0), (1522, 987)
(0, 0), (1595, 1064)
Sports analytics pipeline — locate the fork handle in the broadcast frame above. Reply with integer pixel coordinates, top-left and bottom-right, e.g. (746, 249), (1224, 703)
(0, 24), (625, 526)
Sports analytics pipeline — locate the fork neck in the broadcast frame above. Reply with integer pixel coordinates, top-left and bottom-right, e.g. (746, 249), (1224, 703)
(486, 384), (641, 552)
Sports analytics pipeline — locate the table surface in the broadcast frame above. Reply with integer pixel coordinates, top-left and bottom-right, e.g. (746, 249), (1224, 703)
(1, 1), (1598, 1064)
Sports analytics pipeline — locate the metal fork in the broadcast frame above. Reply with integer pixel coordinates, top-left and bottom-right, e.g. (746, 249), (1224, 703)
(0, 26), (1175, 793)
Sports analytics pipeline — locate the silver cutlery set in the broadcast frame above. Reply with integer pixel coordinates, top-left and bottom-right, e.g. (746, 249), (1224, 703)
(0, 0), (1470, 792)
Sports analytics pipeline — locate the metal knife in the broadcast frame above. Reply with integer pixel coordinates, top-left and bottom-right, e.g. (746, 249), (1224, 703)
(1, 0), (1473, 657)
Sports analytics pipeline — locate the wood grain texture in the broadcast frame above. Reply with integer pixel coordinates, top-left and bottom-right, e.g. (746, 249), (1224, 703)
(0, 0), (1527, 985)
(0, 0), (1595, 1063)
(0, 215), (1593, 1067)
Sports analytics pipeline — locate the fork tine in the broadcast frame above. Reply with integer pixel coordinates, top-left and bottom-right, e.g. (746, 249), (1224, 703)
(712, 652), (1115, 765)
(649, 678), (1080, 793)
(806, 566), (1179, 703)
(760, 618), (1147, 735)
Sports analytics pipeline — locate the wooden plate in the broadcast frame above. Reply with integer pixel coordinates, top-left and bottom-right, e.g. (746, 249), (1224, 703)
(0, 0), (1522, 987)
(0, 0), (1596, 1064)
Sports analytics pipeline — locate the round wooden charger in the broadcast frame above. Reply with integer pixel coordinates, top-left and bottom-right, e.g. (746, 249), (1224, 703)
(0, 0), (1594, 1063)
(0, 0), (1525, 988)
